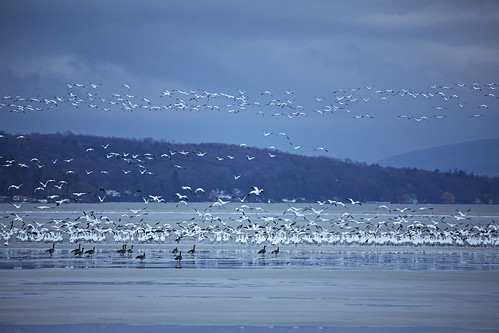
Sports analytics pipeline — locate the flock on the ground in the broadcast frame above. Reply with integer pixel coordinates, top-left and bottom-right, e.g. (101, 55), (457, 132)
(1, 202), (498, 250)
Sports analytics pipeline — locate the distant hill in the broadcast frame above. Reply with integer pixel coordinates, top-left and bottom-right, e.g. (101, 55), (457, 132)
(1, 132), (498, 204)
(377, 139), (499, 178)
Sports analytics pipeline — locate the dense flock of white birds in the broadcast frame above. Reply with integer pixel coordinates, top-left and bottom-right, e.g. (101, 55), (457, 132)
(1, 81), (498, 257)
(1, 203), (498, 252)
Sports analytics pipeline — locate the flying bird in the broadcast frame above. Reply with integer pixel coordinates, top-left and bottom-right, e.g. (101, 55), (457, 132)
(346, 198), (361, 205)
(95, 195), (107, 203)
(149, 195), (164, 202)
(8, 184), (23, 191)
(181, 186), (192, 193)
(175, 193), (188, 200)
(248, 186), (264, 197)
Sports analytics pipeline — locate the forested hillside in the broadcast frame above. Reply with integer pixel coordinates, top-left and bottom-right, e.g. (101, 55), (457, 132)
(1, 132), (498, 204)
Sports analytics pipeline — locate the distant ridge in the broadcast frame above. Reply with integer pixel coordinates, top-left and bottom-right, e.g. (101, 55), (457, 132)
(377, 139), (499, 178)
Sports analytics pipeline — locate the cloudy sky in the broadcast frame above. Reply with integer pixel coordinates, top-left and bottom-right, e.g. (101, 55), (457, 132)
(1, 0), (498, 163)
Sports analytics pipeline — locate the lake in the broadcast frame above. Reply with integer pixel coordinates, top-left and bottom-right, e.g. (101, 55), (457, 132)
(0, 203), (498, 332)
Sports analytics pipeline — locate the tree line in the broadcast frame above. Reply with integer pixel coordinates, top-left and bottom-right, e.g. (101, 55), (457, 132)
(0, 132), (497, 204)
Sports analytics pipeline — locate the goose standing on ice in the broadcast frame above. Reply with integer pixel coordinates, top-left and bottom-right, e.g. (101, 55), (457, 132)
(116, 244), (127, 254)
(74, 247), (84, 256)
(175, 251), (182, 264)
(85, 247), (95, 256)
(46, 243), (55, 255)
(71, 244), (81, 254)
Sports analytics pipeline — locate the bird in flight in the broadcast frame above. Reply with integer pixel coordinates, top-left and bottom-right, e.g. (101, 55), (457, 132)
(8, 184), (23, 191)
(175, 193), (188, 201)
(248, 186), (264, 197)
(346, 198), (361, 205)
(95, 195), (107, 203)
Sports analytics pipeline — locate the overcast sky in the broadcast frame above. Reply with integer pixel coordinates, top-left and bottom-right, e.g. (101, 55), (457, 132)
(1, 0), (498, 163)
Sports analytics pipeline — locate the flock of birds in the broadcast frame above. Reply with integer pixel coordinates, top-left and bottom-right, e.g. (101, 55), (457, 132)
(1, 201), (498, 257)
(1, 81), (498, 204)
(1, 80), (498, 154)
(1, 81), (498, 264)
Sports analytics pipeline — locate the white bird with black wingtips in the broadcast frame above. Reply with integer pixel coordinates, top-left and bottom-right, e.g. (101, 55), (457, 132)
(248, 186), (264, 197)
